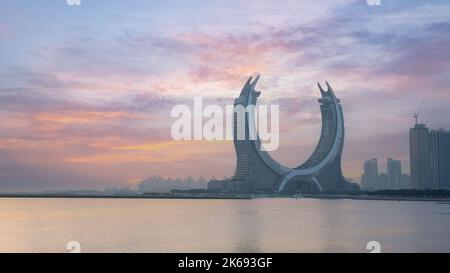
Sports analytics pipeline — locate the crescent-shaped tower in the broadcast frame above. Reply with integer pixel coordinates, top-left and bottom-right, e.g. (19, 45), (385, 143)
(207, 76), (360, 193)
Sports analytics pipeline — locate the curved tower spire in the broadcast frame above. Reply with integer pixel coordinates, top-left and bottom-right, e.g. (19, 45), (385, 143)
(231, 76), (289, 192)
(278, 81), (349, 193)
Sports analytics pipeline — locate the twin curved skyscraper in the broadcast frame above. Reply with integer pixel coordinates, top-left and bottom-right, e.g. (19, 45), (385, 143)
(208, 76), (360, 193)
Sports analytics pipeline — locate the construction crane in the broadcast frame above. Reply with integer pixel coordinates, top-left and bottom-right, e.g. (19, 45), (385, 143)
(413, 100), (425, 125)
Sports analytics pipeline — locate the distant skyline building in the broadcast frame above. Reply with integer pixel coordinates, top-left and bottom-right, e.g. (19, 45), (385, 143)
(410, 123), (433, 189)
(139, 176), (208, 193)
(431, 129), (450, 190)
(387, 158), (402, 190)
(362, 158), (378, 190)
(361, 158), (408, 190)
(378, 172), (388, 190)
(401, 174), (411, 189)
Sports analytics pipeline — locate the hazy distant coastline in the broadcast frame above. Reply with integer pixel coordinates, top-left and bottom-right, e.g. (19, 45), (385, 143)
(2, 191), (450, 203)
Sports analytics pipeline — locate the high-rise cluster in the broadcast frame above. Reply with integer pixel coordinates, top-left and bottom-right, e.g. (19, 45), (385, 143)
(361, 158), (410, 191)
(362, 124), (450, 191)
(410, 124), (450, 190)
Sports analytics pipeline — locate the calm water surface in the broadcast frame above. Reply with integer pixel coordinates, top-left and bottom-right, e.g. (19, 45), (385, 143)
(1, 198), (449, 253)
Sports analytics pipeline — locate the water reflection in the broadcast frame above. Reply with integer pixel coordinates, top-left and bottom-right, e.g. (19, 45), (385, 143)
(0, 198), (450, 253)
(232, 201), (261, 253)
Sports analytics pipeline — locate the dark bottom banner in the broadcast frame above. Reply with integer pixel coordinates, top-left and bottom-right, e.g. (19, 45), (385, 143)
(1, 253), (447, 272)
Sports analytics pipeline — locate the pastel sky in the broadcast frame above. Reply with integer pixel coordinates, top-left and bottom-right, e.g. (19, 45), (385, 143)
(1, 0), (450, 192)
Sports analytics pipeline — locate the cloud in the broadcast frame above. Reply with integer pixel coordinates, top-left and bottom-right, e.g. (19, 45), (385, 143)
(1, 0), (450, 191)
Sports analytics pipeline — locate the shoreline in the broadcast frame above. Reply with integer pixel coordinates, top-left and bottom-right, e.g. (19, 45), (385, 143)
(1, 193), (450, 202)
(0, 194), (251, 200)
(301, 194), (450, 203)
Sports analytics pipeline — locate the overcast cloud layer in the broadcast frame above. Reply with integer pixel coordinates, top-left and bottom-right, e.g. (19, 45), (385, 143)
(1, 0), (449, 191)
